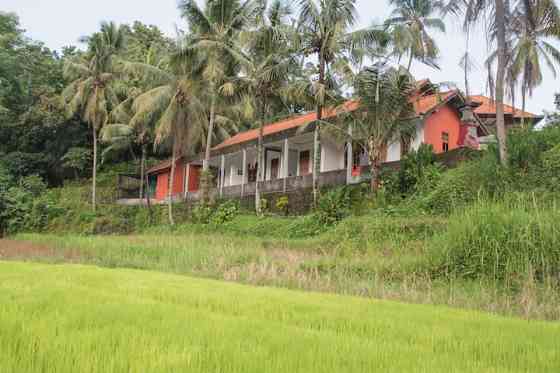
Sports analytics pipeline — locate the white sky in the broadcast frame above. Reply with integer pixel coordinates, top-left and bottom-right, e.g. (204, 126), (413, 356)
(3, 0), (558, 113)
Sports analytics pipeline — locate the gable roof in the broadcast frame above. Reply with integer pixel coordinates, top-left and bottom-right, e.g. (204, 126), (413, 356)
(470, 95), (539, 119)
(213, 101), (360, 151)
(146, 157), (184, 175)
(213, 91), (460, 151)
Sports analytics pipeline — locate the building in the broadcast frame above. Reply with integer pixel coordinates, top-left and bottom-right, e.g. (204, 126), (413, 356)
(470, 95), (543, 129)
(141, 79), (491, 204)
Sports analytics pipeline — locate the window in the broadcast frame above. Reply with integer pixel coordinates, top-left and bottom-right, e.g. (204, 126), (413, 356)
(442, 132), (449, 152)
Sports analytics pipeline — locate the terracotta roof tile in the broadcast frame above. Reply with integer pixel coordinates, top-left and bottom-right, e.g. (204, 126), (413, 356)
(213, 101), (360, 151)
(411, 91), (456, 115)
(470, 95), (536, 118)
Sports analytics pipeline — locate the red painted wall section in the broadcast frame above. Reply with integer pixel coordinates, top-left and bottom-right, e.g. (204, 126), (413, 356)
(155, 172), (169, 200)
(423, 104), (462, 153)
(188, 164), (201, 192)
(153, 160), (186, 201)
(172, 163), (185, 196)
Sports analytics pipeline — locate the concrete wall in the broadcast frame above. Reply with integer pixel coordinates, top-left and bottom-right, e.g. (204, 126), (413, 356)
(386, 140), (401, 162)
(321, 139), (345, 172)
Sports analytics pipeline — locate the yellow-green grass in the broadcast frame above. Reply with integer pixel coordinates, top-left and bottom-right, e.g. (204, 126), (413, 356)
(1, 261), (558, 372)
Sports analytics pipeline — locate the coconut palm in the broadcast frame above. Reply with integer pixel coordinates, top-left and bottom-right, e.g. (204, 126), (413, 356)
(335, 65), (416, 192)
(510, 0), (560, 127)
(226, 0), (298, 215)
(178, 0), (259, 203)
(461, 0), (510, 165)
(119, 40), (208, 225)
(385, 0), (446, 71)
(297, 0), (385, 205)
(102, 46), (168, 199)
(62, 21), (125, 211)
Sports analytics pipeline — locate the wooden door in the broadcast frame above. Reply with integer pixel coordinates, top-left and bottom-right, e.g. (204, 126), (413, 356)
(299, 150), (310, 175)
(270, 158), (280, 180)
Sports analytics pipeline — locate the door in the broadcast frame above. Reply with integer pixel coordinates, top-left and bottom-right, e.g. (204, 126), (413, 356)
(188, 165), (201, 192)
(299, 150), (310, 175)
(270, 158), (280, 180)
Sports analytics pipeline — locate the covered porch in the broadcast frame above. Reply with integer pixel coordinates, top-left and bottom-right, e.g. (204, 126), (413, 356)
(184, 131), (366, 201)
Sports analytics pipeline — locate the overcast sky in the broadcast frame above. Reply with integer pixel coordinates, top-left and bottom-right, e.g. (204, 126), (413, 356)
(3, 0), (558, 113)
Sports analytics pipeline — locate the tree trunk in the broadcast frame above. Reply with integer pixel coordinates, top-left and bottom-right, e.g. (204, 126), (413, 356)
(255, 96), (267, 216)
(167, 137), (177, 226)
(521, 83), (527, 129)
(201, 91), (216, 204)
(139, 145), (146, 199)
(313, 54), (326, 207)
(407, 52), (414, 72)
(368, 138), (381, 193)
(495, 0), (509, 166)
(92, 126), (97, 212)
(145, 174), (153, 224)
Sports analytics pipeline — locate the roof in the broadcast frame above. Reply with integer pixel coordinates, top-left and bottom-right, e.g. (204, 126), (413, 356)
(470, 95), (538, 118)
(213, 92), (458, 151)
(411, 91), (457, 115)
(213, 101), (360, 151)
(146, 157), (184, 175)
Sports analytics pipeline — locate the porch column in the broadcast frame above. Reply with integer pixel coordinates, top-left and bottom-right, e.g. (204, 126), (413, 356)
(184, 163), (190, 199)
(220, 154), (225, 197)
(346, 125), (353, 185)
(283, 138), (289, 192)
(241, 149), (247, 197)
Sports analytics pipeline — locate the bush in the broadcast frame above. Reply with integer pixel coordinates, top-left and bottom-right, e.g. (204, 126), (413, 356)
(275, 196), (289, 216)
(211, 200), (239, 225)
(315, 187), (352, 225)
(429, 198), (560, 281)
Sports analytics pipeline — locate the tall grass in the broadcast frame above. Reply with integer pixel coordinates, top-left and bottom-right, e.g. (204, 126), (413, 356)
(430, 196), (560, 281)
(1, 262), (559, 373)
(13, 208), (560, 320)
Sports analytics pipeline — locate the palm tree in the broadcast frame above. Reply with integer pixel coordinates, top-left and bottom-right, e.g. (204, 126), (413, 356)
(461, 0), (509, 165)
(336, 65), (416, 192)
(297, 0), (384, 205)
(119, 41), (207, 225)
(179, 0), (258, 203)
(385, 0), (446, 71)
(227, 0), (297, 215)
(62, 21), (125, 211)
(510, 0), (560, 127)
(102, 46), (168, 199)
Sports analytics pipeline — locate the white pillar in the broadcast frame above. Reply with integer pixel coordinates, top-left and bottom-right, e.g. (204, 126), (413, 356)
(283, 138), (290, 192)
(283, 138), (289, 178)
(346, 125), (353, 185)
(220, 154), (225, 197)
(241, 149), (247, 196)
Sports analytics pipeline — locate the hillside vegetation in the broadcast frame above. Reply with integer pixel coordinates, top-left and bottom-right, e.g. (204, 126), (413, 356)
(1, 262), (558, 373)
(3, 127), (560, 320)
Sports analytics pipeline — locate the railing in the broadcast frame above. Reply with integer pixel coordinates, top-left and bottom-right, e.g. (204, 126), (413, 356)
(187, 169), (352, 201)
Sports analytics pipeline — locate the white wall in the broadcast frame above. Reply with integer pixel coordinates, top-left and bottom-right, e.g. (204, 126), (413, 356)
(386, 140), (401, 162)
(265, 152), (282, 180)
(320, 140), (345, 172)
(410, 121), (425, 151)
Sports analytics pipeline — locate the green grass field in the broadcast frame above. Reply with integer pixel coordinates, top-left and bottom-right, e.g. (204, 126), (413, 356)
(1, 261), (558, 372)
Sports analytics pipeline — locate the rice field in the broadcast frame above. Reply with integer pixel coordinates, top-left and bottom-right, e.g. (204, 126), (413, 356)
(1, 261), (558, 372)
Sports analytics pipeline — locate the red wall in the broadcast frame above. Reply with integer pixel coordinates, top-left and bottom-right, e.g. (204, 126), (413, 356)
(155, 172), (169, 200)
(153, 160), (185, 201)
(188, 164), (201, 192)
(423, 104), (462, 153)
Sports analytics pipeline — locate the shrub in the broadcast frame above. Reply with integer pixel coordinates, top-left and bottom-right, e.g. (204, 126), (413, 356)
(211, 200), (239, 225)
(429, 198), (560, 281)
(315, 187), (352, 226)
(191, 203), (214, 224)
(275, 196), (289, 216)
